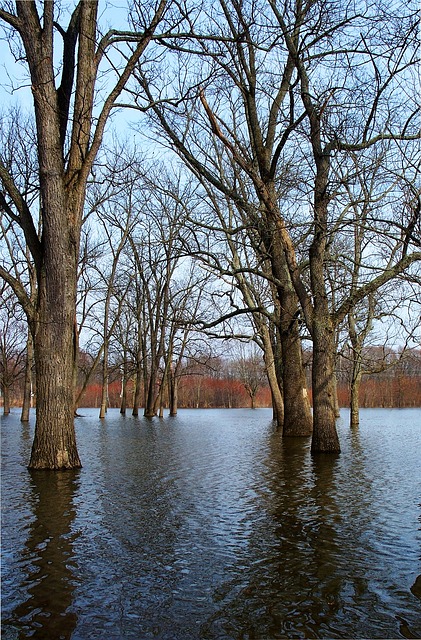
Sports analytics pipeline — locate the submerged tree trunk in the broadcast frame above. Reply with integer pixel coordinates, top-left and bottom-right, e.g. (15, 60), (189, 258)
(99, 345), (109, 419)
(278, 287), (313, 437)
(302, 78), (340, 452)
(269, 220), (313, 437)
(309, 203), (341, 454)
(29, 263), (81, 469)
(0, 0), (167, 469)
(2, 384), (10, 416)
(350, 366), (362, 428)
(169, 365), (178, 416)
(310, 317), (340, 453)
(132, 361), (143, 417)
(21, 333), (34, 422)
(144, 367), (158, 417)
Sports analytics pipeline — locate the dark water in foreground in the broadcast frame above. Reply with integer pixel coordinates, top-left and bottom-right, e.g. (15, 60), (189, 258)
(1, 408), (420, 639)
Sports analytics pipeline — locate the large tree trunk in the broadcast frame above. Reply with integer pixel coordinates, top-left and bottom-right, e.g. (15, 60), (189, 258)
(309, 172), (341, 453)
(311, 316), (340, 453)
(269, 226), (313, 436)
(18, 1), (85, 468)
(278, 286), (313, 437)
(29, 265), (81, 469)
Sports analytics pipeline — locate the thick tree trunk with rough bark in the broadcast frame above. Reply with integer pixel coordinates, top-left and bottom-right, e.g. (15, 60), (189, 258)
(278, 286), (313, 437)
(268, 218), (313, 436)
(29, 261), (81, 469)
(309, 164), (341, 453)
(310, 315), (340, 453)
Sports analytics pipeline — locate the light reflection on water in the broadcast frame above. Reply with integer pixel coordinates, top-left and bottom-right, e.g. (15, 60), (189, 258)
(1, 408), (420, 639)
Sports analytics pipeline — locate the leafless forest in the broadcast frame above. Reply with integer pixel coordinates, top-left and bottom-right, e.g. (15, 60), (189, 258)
(0, 0), (419, 468)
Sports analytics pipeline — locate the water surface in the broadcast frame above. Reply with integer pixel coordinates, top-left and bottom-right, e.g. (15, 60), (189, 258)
(1, 408), (420, 638)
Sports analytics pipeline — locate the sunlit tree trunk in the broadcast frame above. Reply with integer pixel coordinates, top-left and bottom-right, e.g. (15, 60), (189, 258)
(266, 209), (313, 437)
(310, 314), (340, 453)
(30, 247), (81, 469)
(278, 287), (313, 436)
(309, 170), (340, 453)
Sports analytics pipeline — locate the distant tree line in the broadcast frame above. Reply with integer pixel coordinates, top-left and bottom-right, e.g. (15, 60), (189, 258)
(2, 340), (420, 413)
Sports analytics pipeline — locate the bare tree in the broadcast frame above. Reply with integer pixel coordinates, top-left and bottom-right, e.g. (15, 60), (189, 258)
(233, 342), (266, 409)
(135, 0), (420, 452)
(0, 0), (167, 468)
(181, 179), (287, 425)
(268, 0), (420, 451)
(0, 284), (26, 414)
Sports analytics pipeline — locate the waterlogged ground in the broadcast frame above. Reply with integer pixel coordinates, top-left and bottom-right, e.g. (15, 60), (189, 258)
(1, 407), (421, 639)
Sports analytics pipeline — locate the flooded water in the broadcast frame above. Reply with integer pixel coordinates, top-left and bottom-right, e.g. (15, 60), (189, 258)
(1, 408), (420, 639)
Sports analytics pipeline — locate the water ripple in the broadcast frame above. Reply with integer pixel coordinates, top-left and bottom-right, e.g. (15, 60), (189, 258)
(1, 408), (421, 639)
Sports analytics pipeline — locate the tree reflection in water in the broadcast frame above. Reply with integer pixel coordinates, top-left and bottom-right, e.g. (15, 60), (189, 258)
(2, 409), (420, 639)
(7, 470), (80, 639)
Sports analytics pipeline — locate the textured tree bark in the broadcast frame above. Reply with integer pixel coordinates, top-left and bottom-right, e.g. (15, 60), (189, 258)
(267, 215), (313, 437)
(309, 166), (341, 453)
(30, 262), (81, 469)
(278, 286), (313, 437)
(310, 315), (340, 453)
(15, 1), (89, 467)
